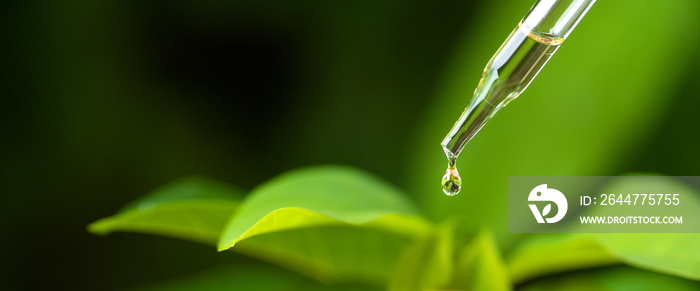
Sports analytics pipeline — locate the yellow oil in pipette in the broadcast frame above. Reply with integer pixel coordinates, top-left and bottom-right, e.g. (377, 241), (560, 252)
(441, 26), (561, 196)
(440, 0), (596, 196)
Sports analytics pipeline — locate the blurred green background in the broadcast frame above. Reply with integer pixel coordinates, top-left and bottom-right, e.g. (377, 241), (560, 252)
(2, 0), (700, 290)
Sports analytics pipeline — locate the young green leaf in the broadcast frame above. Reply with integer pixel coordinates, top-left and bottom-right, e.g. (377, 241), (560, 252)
(518, 265), (700, 291)
(88, 168), (430, 286)
(217, 166), (430, 251)
(126, 263), (381, 291)
(454, 230), (511, 291)
(592, 233), (700, 280)
(388, 222), (454, 291)
(507, 234), (618, 284)
(237, 225), (410, 286)
(88, 176), (244, 245)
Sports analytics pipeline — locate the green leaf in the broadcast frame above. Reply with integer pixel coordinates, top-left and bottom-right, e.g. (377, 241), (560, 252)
(236, 225), (410, 286)
(507, 234), (618, 284)
(88, 176), (244, 245)
(388, 222), (454, 291)
(118, 176), (244, 212)
(126, 263), (381, 291)
(217, 165), (430, 251)
(593, 233), (700, 280)
(88, 168), (430, 286)
(403, 0), (700, 247)
(518, 265), (700, 291)
(454, 230), (511, 291)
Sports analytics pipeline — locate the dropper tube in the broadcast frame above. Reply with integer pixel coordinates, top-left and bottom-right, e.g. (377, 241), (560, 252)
(441, 0), (595, 158)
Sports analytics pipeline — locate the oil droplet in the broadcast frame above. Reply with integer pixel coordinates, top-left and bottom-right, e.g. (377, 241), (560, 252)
(441, 150), (462, 196)
(442, 167), (461, 196)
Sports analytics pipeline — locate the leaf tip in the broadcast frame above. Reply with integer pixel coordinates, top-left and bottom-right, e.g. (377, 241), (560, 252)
(216, 241), (235, 252)
(86, 219), (110, 236)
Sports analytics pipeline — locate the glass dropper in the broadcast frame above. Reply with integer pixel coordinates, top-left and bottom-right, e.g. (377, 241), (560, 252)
(440, 0), (596, 196)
